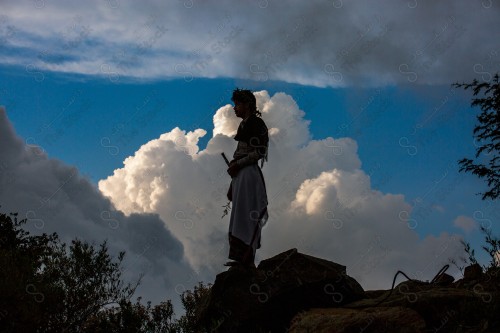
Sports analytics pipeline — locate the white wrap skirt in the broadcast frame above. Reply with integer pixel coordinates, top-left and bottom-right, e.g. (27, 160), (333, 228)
(229, 163), (268, 251)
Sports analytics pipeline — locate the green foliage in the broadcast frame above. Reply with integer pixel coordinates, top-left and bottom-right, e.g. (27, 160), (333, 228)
(83, 297), (178, 332)
(451, 226), (500, 275)
(463, 239), (478, 266)
(176, 282), (212, 333)
(85, 282), (214, 332)
(450, 239), (478, 275)
(0, 211), (60, 332)
(0, 211), (141, 332)
(221, 201), (231, 218)
(452, 73), (500, 276)
(453, 73), (500, 200)
(0, 209), (213, 332)
(479, 225), (500, 270)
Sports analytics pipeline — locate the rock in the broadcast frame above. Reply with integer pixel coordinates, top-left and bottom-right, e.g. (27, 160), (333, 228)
(257, 248), (365, 306)
(289, 306), (426, 333)
(455, 265), (500, 291)
(433, 272), (454, 286)
(193, 251), (500, 332)
(482, 266), (500, 291)
(196, 248), (365, 332)
(464, 263), (483, 281)
(340, 284), (500, 332)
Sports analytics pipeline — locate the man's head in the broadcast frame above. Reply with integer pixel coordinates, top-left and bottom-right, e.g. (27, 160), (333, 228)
(231, 88), (257, 119)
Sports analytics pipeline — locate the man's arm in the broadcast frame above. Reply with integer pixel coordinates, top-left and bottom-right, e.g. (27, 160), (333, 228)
(227, 160), (240, 178)
(236, 121), (268, 167)
(228, 143), (266, 176)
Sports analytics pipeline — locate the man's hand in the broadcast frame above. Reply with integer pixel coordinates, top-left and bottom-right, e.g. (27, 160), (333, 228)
(227, 160), (240, 178)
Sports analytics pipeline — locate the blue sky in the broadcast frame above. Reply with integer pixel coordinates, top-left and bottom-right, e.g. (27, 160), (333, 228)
(2, 66), (490, 237)
(1, 0), (500, 308)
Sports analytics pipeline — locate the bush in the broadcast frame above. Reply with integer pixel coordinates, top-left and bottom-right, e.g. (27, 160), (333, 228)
(0, 209), (213, 332)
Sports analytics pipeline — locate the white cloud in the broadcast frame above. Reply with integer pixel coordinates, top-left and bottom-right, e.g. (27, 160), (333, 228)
(453, 215), (477, 233)
(99, 91), (465, 289)
(0, 106), (197, 311)
(1, 1), (499, 86)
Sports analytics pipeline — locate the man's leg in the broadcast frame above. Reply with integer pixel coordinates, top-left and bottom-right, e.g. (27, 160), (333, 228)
(227, 233), (255, 267)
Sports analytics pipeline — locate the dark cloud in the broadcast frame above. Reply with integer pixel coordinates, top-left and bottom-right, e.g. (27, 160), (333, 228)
(0, 106), (193, 306)
(228, 0), (500, 86)
(2, 1), (499, 86)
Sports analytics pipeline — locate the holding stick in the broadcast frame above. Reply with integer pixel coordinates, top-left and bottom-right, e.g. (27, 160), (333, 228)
(221, 152), (230, 166)
(221, 152), (232, 216)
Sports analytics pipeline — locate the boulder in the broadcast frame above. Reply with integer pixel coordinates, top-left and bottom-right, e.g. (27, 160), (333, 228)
(433, 272), (454, 286)
(196, 248), (365, 332)
(464, 263), (483, 281)
(194, 251), (500, 332)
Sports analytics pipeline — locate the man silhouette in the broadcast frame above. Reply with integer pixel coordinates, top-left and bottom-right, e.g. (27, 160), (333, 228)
(225, 89), (269, 269)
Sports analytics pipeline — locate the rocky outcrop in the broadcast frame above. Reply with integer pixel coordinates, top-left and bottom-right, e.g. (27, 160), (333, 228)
(196, 248), (365, 332)
(290, 266), (500, 333)
(194, 249), (500, 332)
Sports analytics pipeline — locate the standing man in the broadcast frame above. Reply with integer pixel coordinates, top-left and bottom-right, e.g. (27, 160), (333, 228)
(226, 89), (269, 269)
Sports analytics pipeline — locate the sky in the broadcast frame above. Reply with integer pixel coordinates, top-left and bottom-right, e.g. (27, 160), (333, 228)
(1, 0), (500, 314)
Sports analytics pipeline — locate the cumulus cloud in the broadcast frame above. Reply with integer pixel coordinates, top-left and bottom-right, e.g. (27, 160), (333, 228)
(453, 215), (477, 233)
(99, 91), (465, 289)
(1, 1), (499, 86)
(0, 106), (196, 309)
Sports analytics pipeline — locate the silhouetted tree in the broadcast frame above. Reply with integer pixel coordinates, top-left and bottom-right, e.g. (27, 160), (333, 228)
(176, 282), (212, 333)
(0, 211), (140, 332)
(453, 73), (500, 200)
(0, 211), (59, 332)
(0, 209), (213, 332)
(83, 297), (178, 332)
(451, 74), (500, 276)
